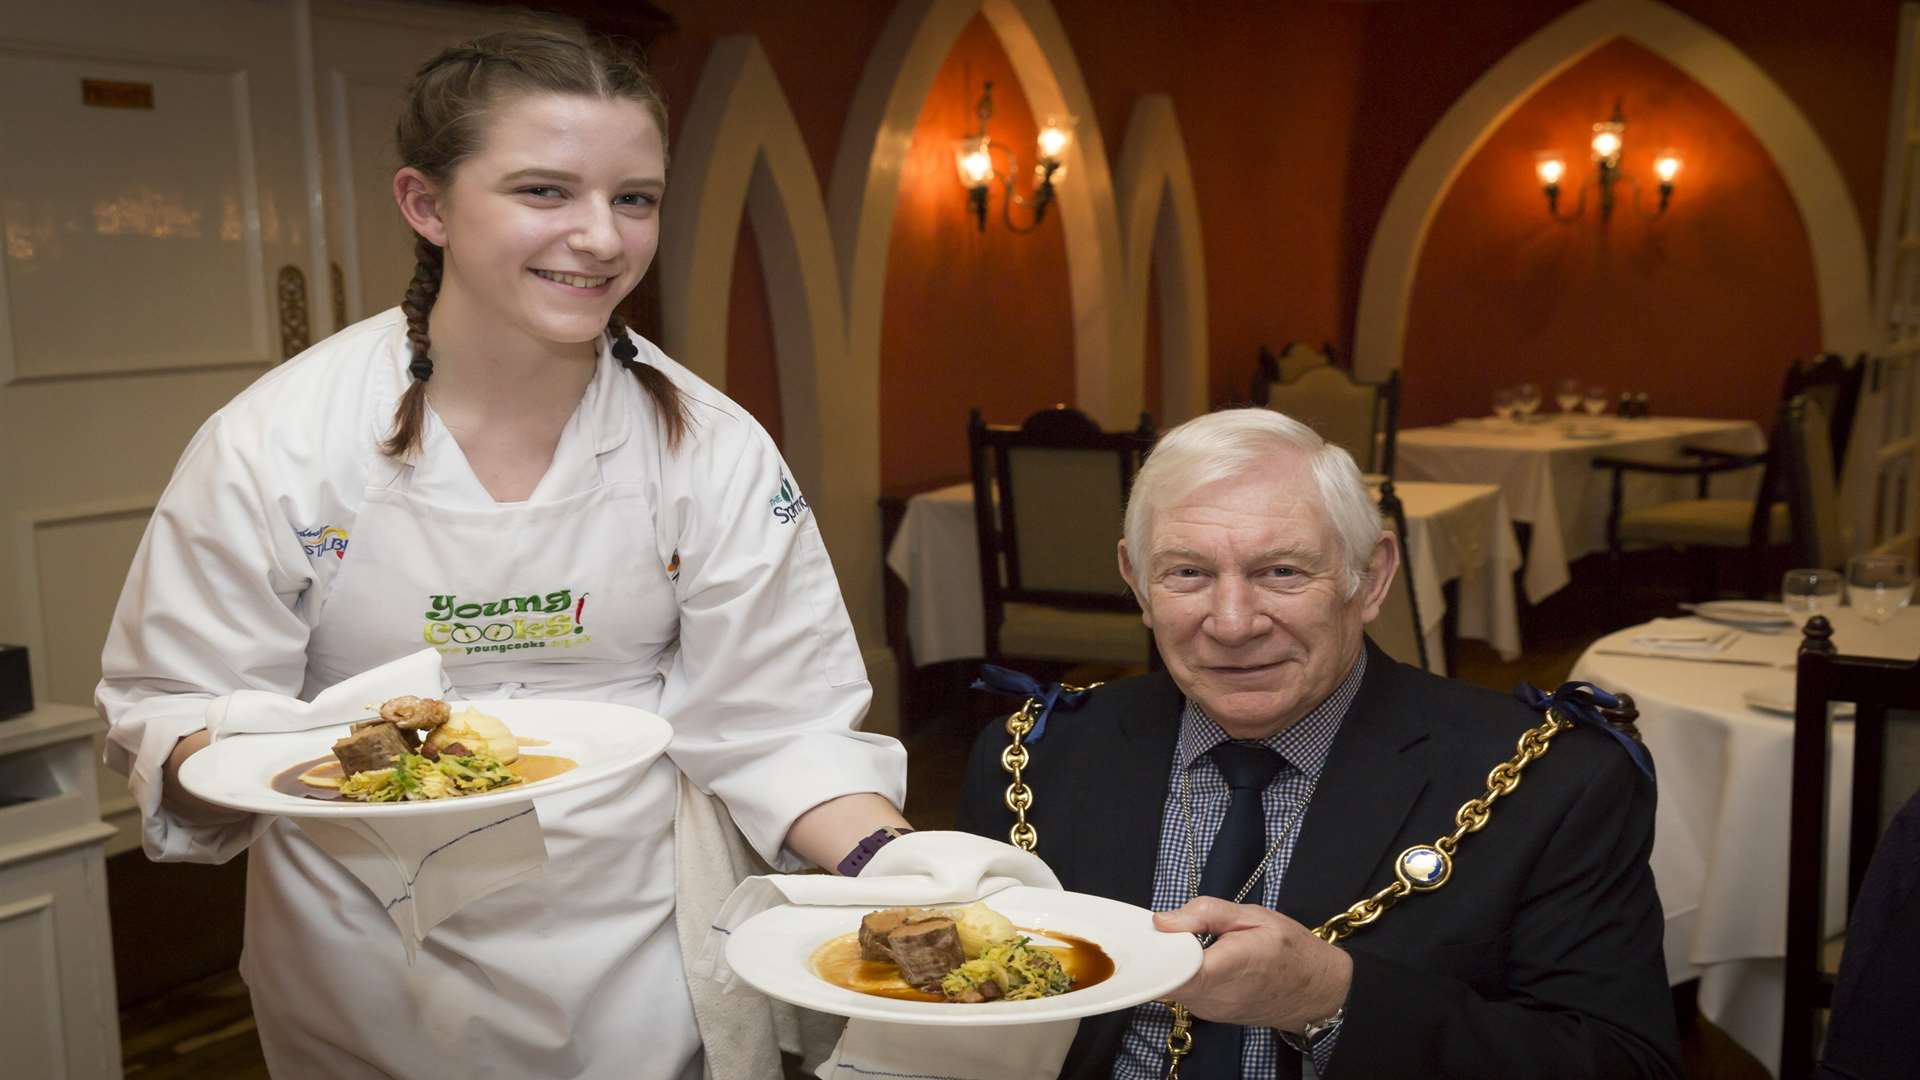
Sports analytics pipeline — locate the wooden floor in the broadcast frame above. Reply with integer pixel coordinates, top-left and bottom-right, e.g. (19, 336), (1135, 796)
(120, 551), (1772, 1078)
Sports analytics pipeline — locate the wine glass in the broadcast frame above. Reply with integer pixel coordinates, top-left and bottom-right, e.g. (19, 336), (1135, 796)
(1492, 387), (1516, 421)
(1582, 385), (1609, 416)
(1846, 554), (1915, 624)
(1782, 569), (1844, 631)
(1515, 382), (1542, 421)
(1555, 378), (1583, 413)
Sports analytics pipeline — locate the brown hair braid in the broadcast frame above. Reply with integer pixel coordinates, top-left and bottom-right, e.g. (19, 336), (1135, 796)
(383, 26), (685, 457)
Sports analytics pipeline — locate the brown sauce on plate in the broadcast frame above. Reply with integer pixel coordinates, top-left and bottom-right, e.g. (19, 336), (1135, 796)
(809, 928), (1113, 1002)
(271, 754), (576, 801)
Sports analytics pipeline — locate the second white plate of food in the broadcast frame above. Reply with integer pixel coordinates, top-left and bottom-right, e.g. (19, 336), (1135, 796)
(725, 885), (1202, 1025)
(178, 699), (672, 819)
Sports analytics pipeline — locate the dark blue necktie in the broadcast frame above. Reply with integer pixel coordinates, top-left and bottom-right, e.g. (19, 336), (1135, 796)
(1182, 742), (1290, 1079)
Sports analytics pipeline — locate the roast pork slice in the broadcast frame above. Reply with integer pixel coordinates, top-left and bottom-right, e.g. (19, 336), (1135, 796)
(332, 721), (412, 776)
(858, 908), (921, 961)
(887, 918), (964, 990)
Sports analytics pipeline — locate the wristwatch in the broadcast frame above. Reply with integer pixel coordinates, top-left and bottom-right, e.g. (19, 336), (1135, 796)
(1278, 1004), (1345, 1055)
(835, 826), (913, 877)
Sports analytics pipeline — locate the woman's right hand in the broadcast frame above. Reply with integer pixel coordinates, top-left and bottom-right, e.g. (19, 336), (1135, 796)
(160, 729), (249, 827)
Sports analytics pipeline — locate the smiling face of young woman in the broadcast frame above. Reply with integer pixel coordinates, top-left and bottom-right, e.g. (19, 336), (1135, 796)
(406, 92), (666, 356)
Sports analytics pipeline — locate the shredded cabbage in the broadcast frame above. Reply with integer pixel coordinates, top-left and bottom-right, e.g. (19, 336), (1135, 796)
(338, 751), (520, 802)
(939, 937), (1072, 1001)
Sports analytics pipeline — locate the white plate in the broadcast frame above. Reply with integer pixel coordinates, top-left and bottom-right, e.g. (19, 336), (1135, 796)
(1741, 682), (1854, 718)
(178, 699), (672, 819)
(725, 885), (1202, 1026)
(1689, 600), (1793, 629)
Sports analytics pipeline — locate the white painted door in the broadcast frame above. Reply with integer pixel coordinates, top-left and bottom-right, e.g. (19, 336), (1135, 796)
(311, 0), (537, 327)
(0, 0), (329, 856)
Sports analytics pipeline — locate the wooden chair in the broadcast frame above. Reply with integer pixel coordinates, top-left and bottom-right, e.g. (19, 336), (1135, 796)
(1782, 394), (1847, 572)
(1784, 616), (1920, 1078)
(1369, 479), (1433, 673)
(1592, 354), (1863, 597)
(1257, 364), (1402, 477)
(1250, 341), (1337, 404)
(967, 406), (1157, 667)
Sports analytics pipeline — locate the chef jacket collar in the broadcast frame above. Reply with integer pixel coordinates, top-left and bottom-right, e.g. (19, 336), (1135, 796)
(370, 327), (636, 463)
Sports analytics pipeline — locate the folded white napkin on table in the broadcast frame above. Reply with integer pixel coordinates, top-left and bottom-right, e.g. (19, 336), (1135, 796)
(1629, 619), (1736, 653)
(207, 648), (547, 960)
(696, 831), (1079, 1080)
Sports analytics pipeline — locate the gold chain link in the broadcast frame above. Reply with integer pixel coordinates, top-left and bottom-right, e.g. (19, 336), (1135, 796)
(999, 685), (1099, 855)
(996, 700), (1574, 1078)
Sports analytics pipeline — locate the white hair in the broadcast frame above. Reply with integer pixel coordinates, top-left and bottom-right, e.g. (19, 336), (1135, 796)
(1124, 407), (1383, 596)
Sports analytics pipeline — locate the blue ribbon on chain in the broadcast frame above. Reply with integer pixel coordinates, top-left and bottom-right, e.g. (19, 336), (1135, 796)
(971, 664), (1095, 744)
(1515, 680), (1655, 781)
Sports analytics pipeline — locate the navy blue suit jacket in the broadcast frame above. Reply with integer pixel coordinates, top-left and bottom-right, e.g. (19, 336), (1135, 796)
(956, 642), (1682, 1079)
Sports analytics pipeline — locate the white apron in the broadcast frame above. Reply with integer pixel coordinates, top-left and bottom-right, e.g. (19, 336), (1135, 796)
(240, 442), (703, 1080)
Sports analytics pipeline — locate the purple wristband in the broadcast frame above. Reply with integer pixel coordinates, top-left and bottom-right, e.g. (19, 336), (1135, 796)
(836, 826), (913, 876)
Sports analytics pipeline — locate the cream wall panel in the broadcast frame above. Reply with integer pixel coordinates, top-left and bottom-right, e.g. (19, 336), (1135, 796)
(0, 895), (63, 1078)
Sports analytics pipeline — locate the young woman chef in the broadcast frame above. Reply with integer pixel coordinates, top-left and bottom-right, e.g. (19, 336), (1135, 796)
(96, 28), (909, 1078)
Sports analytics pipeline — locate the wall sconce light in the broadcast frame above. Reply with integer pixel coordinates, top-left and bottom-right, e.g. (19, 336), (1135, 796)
(952, 80), (1076, 233)
(1534, 99), (1679, 222)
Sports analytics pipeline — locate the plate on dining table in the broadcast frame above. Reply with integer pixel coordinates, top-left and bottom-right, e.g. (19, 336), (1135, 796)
(1687, 600), (1794, 630)
(177, 700), (673, 819)
(724, 885), (1201, 1025)
(1741, 681), (1853, 718)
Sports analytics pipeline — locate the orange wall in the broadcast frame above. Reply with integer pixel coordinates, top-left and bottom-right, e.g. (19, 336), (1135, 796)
(877, 16), (1076, 491)
(1401, 39), (1821, 429)
(622, 0), (1895, 488)
(1337, 0), (1896, 354)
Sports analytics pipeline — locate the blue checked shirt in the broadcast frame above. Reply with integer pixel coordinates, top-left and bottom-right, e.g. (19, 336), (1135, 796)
(1112, 650), (1365, 1080)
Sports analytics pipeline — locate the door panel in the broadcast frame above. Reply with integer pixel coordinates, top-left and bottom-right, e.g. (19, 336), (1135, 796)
(0, 0), (322, 855)
(0, 48), (272, 378)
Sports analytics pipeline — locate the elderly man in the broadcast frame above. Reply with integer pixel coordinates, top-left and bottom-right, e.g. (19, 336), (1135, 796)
(957, 408), (1679, 1079)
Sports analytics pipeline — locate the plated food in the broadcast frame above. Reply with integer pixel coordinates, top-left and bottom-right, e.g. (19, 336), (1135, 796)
(809, 902), (1110, 1004)
(273, 695), (575, 802)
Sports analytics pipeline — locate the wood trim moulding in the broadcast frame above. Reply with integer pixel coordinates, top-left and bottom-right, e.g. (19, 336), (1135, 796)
(1353, 0), (1876, 381)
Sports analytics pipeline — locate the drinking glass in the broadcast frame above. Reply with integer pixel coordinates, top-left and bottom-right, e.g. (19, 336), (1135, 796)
(1846, 554), (1915, 624)
(1492, 387), (1516, 421)
(1582, 385), (1609, 416)
(1556, 378), (1583, 413)
(1782, 569), (1843, 630)
(1515, 382), (1542, 420)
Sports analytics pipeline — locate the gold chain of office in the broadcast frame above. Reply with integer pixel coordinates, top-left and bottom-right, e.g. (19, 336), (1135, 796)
(996, 695), (1575, 1080)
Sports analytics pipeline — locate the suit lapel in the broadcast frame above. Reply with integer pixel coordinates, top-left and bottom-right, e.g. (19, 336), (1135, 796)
(1279, 644), (1434, 925)
(1059, 674), (1180, 908)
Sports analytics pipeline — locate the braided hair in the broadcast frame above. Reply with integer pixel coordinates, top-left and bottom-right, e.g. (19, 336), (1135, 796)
(382, 27), (687, 459)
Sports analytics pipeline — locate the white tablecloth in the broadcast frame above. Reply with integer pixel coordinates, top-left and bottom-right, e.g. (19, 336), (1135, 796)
(1571, 609), (1920, 1075)
(885, 480), (1523, 669)
(1399, 416), (1766, 603)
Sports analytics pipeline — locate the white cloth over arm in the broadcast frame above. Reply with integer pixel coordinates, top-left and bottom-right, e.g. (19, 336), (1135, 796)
(96, 413), (318, 863)
(649, 386), (905, 868)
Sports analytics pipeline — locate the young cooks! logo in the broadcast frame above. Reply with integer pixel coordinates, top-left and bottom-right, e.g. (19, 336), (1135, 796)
(422, 588), (592, 655)
(295, 525), (349, 560)
(770, 473), (810, 525)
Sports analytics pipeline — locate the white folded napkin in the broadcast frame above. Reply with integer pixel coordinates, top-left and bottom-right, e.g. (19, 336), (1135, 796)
(696, 831), (1078, 1080)
(1629, 619), (1736, 653)
(207, 648), (548, 959)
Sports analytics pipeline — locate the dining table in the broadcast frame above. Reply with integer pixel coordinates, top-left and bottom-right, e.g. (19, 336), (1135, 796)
(1398, 415), (1767, 604)
(884, 479), (1524, 672)
(1571, 606), (1920, 1076)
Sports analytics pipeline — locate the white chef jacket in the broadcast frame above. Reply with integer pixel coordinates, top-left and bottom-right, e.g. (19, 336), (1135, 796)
(97, 308), (904, 1078)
